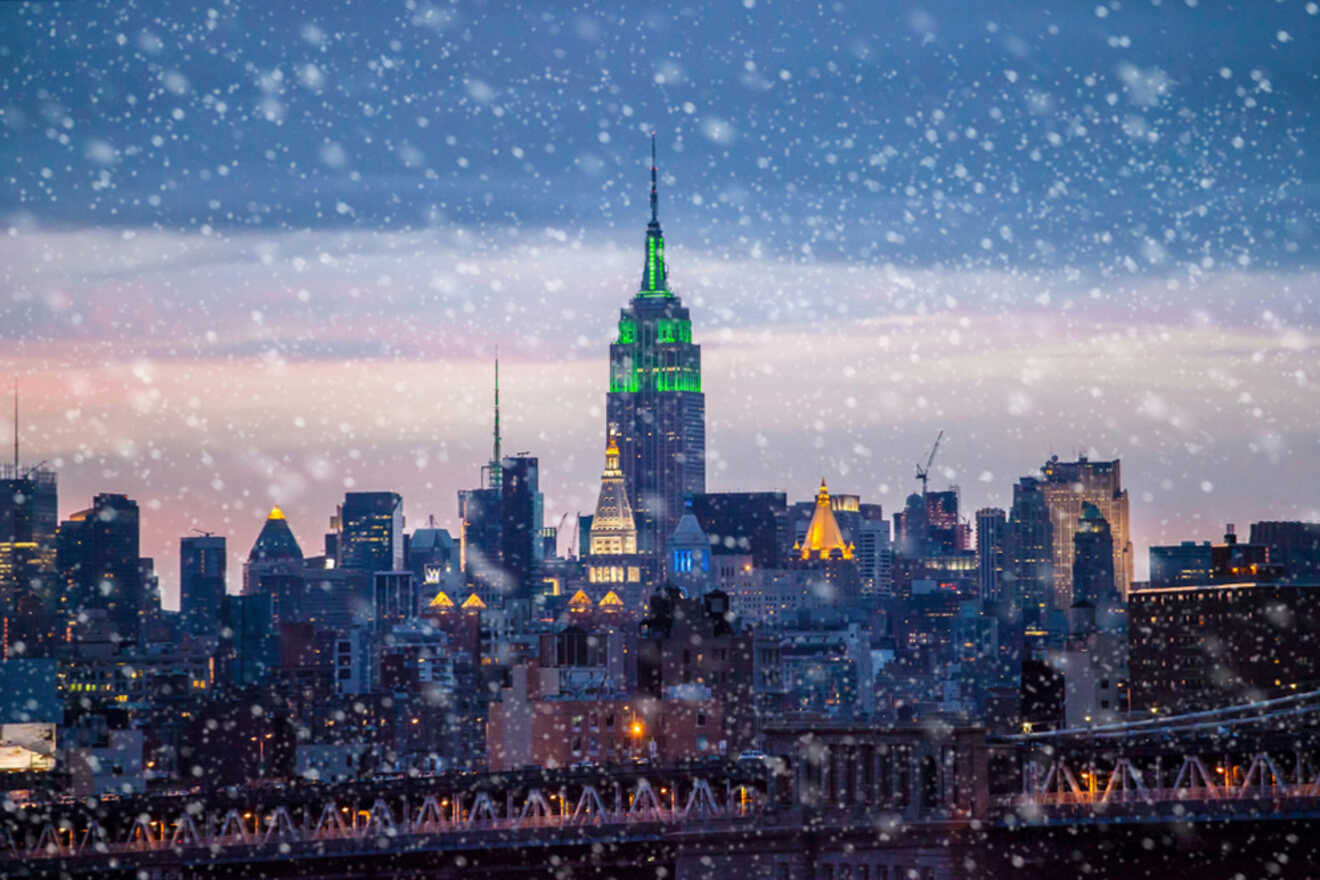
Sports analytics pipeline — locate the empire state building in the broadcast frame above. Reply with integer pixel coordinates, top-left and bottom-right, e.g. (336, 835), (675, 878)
(605, 136), (706, 555)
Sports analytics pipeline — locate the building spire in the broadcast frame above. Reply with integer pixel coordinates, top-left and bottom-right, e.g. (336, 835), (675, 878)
(640, 132), (669, 295)
(12, 378), (17, 474)
(491, 350), (502, 489)
(650, 130), (659, 226)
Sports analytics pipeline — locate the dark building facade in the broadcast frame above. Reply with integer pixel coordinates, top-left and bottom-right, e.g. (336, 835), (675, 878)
(458, 486), (503, 600)
(690, 492), (787, 569)
(605, 138), (705, 556)
(1129, 582), (1320, 713)
(1005, 477), (1052, 636)
(337, 492), (403, 574)
(976, 507), (1006, 603)
(56, 493), (143, 644)
(180, 535), (226, 638)
(499, 454), (543, 601)
(1251, 521), (1320, 583)
(1071, 503), (1120, 630)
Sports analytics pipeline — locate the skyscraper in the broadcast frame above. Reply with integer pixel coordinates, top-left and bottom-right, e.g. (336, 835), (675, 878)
(337, 492), (404, 573)
(243, 506), (304, 595)
(500, 454), (543, 600)
(586, 434), (647, 605)
(0, 467), (57, 586)
(1071, 503), (1121, 630)
(1006, 477), (1052, 635)
(605, 135), (705, 555)
(1035, 456), (1133, 608)
(180, 535), (226, 638)
(976, 507), (1007, 602)
(56, 493), (142, 644)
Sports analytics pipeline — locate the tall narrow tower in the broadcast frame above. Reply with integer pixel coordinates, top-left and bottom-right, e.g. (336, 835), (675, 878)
(605, 134), (706, 555)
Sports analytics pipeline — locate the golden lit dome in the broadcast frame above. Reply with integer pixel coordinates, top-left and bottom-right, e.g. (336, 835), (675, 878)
(267, 506), (286, 521)
(800, 478), (854, 560)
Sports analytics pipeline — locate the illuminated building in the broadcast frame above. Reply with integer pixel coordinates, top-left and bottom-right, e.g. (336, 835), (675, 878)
(1129, 581), (1320, 714)
(180, 535), (225, 638)
(0, 464), (58, 656)
(242, 506), (303, 595)
(337, 492), (404, 574)
(787, 480), (863, 613)
(925, 488), (967, 554)
(406, 521), (457, 592)
(0, 462), (57, 616)
(585, 434), (649, 607)
(605, 135), (705, 555)
(1037, 455), (1134, 607)
(664, 500), (712, 597)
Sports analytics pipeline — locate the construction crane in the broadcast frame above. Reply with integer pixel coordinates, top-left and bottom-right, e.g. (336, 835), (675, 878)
(553, 512), (571, 558)
(191, 528), (216, 538)
(569, 511), (582, 560)
(915, 430), (944, 499)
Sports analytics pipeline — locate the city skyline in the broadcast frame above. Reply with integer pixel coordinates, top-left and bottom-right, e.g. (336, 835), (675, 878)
(2, 0), (1316, 601)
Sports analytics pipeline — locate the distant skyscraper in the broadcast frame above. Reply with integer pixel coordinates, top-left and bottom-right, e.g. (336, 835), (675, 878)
(925, 488), (965, 554)
(976, 508), (1007, 602)
(243, 506), (303, 595)
(0, 463), (57, 628)
(1071, 503), (1121, 631)
(56, 493), (142, 644)
(180, 535), (226, 638)
(1038, 455), (1133, 608)
(337, 492), (404, 573)
(586, 434), (647, 605)
(605, 136), (705, 555)
(459, 358), (511, 601)
(0, 391), (58, 612)
(500, 454), (543, 601)
(1006, 477), (1052, 634)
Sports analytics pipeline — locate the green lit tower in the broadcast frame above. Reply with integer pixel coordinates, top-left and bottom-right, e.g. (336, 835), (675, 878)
(606, 135), (705, 556)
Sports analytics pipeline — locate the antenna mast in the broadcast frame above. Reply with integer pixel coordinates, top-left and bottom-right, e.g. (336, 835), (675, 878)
(491, 350), (502, 489)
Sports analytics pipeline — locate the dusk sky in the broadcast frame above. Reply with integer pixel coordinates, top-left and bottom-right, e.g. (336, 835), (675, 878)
(2, 0), (1317, 603)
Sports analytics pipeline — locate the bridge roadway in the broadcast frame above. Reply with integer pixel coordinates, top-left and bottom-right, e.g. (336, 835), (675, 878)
(8, 703), (1320, 878)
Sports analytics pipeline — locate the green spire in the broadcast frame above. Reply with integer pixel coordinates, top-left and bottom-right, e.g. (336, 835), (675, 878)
(640, 132), (670, 296)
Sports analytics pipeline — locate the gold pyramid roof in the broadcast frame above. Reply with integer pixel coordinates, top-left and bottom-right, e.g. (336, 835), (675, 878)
(568, 589), (593, 610)
(461, 593), (487, 609)
(599, 590), (624, 608)
(428, 590), (455, 609)
(800, 478), (854, 560)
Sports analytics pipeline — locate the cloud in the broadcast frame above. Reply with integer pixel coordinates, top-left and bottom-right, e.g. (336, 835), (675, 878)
(1, 225), (1316, 602)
